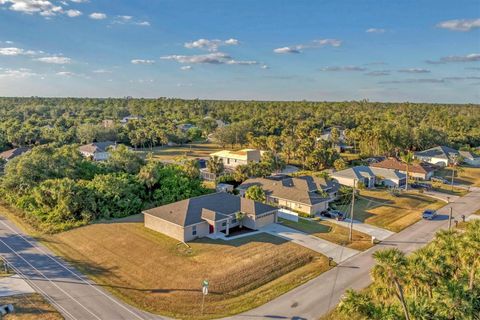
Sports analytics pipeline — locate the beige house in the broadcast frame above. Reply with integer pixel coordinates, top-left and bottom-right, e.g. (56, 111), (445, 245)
(237, 176), (339, 216)
(371, 157), (435, 180)
(210, 149), (261, 168)
(331, 166), (407, 188)
(78, 141), (116, 161)
(143, 192), (278, 242)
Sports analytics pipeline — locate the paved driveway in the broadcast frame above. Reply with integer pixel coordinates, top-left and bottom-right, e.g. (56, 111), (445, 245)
(261, 224), (359, 263)
(322, 217), (395, 240)
(0, 275), (35, 297)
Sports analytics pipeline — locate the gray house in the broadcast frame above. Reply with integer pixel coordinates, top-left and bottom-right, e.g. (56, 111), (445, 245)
(78, 141), (117, 161)
(414, 146), (460, 167)
(143, 192), (278, 242)
(331, 166), (407, 188)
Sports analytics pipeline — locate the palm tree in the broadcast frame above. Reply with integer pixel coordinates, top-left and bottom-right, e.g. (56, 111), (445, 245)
(207, 156), (224, 176)
(371, 248), (411, 320)
(400, 151), (414, 191)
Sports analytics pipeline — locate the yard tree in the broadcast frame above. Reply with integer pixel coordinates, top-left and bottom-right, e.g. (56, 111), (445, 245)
(106, 144), (145, 174)
(333, 158), (347, 171)
(400, 151), (415, 191)
(235, 211), (246, 228)
(245, 185), (266, 203)
(207, 156), (224, 176)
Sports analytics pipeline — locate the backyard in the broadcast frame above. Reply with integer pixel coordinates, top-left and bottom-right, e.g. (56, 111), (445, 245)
(436, 165), (480, 187)
(336, 190), (444, 232)
(279, 218), (373, 251)
(41, 217), (332, 319)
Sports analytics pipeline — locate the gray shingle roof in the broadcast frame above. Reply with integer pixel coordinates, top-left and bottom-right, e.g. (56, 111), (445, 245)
(238, 176), (338, 206)
(332, 166), (406, 180)
(78, 141), (116, 154)
(415, 146), (459, 160)
(143, 192), (277, 227)
(0, 147), (30, 161)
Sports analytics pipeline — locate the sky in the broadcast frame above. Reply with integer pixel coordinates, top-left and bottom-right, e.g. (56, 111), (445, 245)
(0, 0), (479, 103)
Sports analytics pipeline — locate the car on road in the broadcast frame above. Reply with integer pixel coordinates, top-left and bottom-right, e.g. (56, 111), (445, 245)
(422, 209), (438, 220)
(411, 182), (432, 190)
(321, 209), (347, 221)
(431, 176), (450, 184)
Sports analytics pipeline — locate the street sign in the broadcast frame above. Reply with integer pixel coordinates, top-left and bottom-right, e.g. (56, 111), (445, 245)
(202, 286), (208, 295)
(202, 279), (209, 287)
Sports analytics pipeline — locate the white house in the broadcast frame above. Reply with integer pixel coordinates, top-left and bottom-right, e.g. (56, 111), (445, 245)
(79, 141), (117, 161)
(459, 150), (480, 167)
(414, 146), (460, 167)
(331, 166), (407, 189)
(210, 149), (261, 169)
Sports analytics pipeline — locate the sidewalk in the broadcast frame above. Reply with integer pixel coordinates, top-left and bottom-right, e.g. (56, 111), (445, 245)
(0, 275), (35, 297)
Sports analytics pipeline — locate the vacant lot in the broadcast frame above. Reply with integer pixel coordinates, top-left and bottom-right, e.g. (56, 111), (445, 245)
(436, 166), (480, 187)
(280, 218), (373, 251)
(136, 142), (223, 161)
(0, 293), (63, 320)
(43, 220), (331, 319)
(337, 190), (444, 232)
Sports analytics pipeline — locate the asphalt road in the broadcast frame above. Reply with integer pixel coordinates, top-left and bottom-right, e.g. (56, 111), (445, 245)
(1, 190), (479, 320)
(227, 189), (480, 320)
(0, 216), (164, 320)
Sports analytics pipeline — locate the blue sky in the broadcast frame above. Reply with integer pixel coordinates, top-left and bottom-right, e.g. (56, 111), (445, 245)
(0, 0), (479, 102)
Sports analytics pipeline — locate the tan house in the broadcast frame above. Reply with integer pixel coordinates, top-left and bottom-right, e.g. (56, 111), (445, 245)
(210, 149), (261, 168)
(0, 147), (30, 162)
(78, 141), (116, 161)
(143, 192), (278, 242)
(237, 176), (339, 216)
(371, 157), (435, 180)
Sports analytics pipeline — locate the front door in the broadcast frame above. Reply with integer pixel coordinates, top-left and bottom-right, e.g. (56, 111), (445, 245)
(209, 224), (214, 234)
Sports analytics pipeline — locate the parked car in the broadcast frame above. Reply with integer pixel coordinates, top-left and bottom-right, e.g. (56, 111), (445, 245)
(422, 209), (437, 220)
(321, 209), (346, 221)
(411, 182), (431, 190)
(431, 176), (450, 184)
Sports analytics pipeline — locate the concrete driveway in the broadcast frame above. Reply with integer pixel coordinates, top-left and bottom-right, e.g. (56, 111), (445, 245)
(261, 224), (359, 263)
(322, 217), (394, 240)
(0, 275), (35, 297)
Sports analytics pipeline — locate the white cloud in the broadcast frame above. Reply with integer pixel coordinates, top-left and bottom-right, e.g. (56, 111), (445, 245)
(36, 56), (71, 64)
(162, 52), (229, 64)
(111, 15), (150, 27)
(70, 0), (88, 3)
(320, 66), (366, 72)
(0, 68), (37, 79)
(1, 0), (59, 15)
(437, 19), (480, 32)
(180, 65), (192, 71)
(184, 38), (239, 51)
(365, 70), (390, 76)
(92, 68), (111, 73)
(131, 59), (155, 64)
(135, 21), (150, 26)
(261, 64), (269, 69)
(398, 68), (431, 73)
(366, 28), (386, 33)
(274, 39), (342, 54)
(427, 53), (480, 64)
(56, 71), (75, 76)
(0, 47), (39, 56)
(89, 12), (106, 20)
(65, 9), (81, 17)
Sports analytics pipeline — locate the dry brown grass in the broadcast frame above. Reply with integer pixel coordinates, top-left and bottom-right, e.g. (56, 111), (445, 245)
(437, 166), (480, 187)
(280, 218), (373, 251)
(41, 221), (331, 319)
(0, 294), (63, 320)
(337, 190), (444, 232)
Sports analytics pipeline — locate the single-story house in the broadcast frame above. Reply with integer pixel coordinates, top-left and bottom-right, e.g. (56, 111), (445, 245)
(0, 147), (30, 162)
(177, 123), (196, 132)
(120, 115), (142, 125)
(143, 192), (278, 242)
(331, 166), (407, 189)
(317, 127), (353, 152)
(459, 150), (480, 167)
(210, 149), (261, 169)
(79, 141), (117, 161)
(370, 157), (436, 180)
(237, 175), (339, 216)
(414, 146), (460, 167)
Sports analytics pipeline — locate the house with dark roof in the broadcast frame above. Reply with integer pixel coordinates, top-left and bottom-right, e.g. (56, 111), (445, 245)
(78, 141), (117, 161)
(331, 166), (407, 189)
(371, 157), (436, 180)
(143, 192), (278, 242)
(459, 150), (480, 167)
(237, 175), (339, 216)
(0, 147), (30, 162)
(414, 146), (460, 167)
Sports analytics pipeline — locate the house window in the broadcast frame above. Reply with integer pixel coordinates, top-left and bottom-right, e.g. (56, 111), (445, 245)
(232, 218), (237, 224)
(192, 225), (197, 236)
(222, 221), (227, 227)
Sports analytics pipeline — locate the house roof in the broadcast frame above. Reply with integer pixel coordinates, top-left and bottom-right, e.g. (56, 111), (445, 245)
(78, 141), (116, 154)
(459, 150), (480, 160)
(0, 147), (30, 161)
(371, 158), (435, 174)
(238, 175), (338, 206)
(332, 166), (406, 181)
(415, 146), (459, 160)
(210, 149), (260, 161)
(143, 192), (276, 227)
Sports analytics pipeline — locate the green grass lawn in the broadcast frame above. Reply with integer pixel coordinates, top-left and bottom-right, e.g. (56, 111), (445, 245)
(279, 218), (373, 251)
(336, 190), (444, 232)
(135, 142), (224, 161)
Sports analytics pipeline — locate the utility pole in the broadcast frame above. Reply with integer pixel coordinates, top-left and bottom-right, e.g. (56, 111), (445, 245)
(447, 196), (453, 230)
(349, 179), (356, 242)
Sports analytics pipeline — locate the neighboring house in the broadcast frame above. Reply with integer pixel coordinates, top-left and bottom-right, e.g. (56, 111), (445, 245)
(331, 166), (407, 188)
(317, 127), (352, 152)
(237, 175), (339, 216)
(177, 123), (196, 132)
(210, 149), (261, 169)
(120, 115), (142, 125)
(371, 157), (436, 180)
(78, 141), (116, 161)
(102, 119), (115, 128)
(414, 146), (459, 167)
(143, 192), (278, 242)
(0, 147), (30, 162)
(216, 183), (234, 193)
(459, 150), (480, 167)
